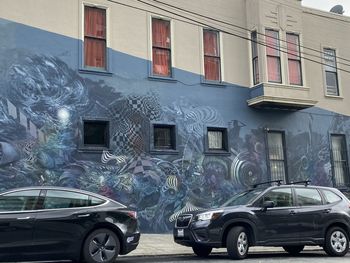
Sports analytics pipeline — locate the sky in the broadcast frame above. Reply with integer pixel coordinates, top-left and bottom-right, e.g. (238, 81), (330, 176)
(302, 0), (349, 16)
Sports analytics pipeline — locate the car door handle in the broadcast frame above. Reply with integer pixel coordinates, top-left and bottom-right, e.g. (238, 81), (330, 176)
(289, 210), (296, 215)
(77, 213), (90, 218)
(17, 216), (31, 220)
(323, 209), (331, 214)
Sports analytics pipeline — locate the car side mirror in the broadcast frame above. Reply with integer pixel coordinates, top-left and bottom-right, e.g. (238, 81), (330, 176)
(262, 200), (275, 211)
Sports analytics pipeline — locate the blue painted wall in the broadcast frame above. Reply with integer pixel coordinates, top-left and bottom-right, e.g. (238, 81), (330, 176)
(0, 19), (350, 232)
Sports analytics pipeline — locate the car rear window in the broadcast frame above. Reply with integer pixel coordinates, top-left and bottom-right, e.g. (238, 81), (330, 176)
(43, 190), (105, 209)
(322, 189), (342, 204)
(295, 188), (322, 206)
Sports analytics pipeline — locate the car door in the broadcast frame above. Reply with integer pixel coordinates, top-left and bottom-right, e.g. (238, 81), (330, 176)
(253, 187), (300, 244)
(32, 189), (101, 259)
(293, 187), (325, 240)
(0, 189), (41, 258)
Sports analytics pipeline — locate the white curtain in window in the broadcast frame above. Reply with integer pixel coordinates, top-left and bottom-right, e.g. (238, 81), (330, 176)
(208, 131), (223, 149)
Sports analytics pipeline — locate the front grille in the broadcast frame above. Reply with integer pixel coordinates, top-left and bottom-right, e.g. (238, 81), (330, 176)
(176, 214), (192, 228)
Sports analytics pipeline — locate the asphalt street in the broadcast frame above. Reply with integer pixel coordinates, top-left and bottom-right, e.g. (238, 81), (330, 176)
(118, 251), (350, 263)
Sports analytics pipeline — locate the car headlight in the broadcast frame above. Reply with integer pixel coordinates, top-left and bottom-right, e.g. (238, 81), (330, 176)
(196, 210), (224, 221)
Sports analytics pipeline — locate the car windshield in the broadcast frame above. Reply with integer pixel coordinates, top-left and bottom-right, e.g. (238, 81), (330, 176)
(222, 189), (263, 207)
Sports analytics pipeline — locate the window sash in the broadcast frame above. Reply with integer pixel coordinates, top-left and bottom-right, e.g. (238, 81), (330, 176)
(208, 130), (224, 150)
(83, 121), (109, 147)
(152, 18), (171, 77)
(251, 31), (259, 85)
(325, 71), (339, 96)
(267, 132), (286, 182)
(154, 126), (175, 150)
(331, 135), (349, 187)
(84, 6), (106, 69)
(203, 29), (221, 81)
(267, 56), (282, 83)
(265, 30), (280, 57)
(287, 33), (302, 86)
(288, 59), (302, 86)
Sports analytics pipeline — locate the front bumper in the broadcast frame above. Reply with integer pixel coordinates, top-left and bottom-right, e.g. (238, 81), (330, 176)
(173, 223), (222, 248)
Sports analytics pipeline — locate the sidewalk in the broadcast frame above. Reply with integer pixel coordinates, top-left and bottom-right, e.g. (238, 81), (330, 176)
(123, 234), (323, 257)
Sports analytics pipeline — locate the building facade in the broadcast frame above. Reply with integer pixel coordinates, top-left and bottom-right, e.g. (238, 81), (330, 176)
(0, 0), (350, 232)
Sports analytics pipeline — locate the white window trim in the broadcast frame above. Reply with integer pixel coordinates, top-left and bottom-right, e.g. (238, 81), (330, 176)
(200, 28), (224, 83)
(148, 14), (175, 78)
(285, 31), (305, 87)
(264, 27), (283, 84)
(248, 27), (259, 87)
(321, 45), (342, 98)
(79, 1), (111, 72)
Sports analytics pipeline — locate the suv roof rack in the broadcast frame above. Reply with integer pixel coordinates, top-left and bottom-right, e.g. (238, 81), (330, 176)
(252, 180), (283, 188)
(288, 180), (311, 186)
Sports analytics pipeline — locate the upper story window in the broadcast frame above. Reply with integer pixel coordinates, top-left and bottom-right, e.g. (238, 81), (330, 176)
(324, 48), (339, 96)
(331, 134), (349, 187)
(203, 29), (221, 81)
(152, 18), (171, 77)
(251, 31), (259, 85)
(265, 29), (282, 83)
(84, 6), (106, 69)
(267, 131), (287, 183)
(83, 120), (109, 149)
(287, 33), (302, 86)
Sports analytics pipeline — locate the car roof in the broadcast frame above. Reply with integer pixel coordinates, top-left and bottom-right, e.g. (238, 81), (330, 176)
(0, 186), (126, 208)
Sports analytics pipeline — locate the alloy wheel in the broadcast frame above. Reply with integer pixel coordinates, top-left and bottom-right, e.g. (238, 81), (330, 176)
(89, 232), (117, 262)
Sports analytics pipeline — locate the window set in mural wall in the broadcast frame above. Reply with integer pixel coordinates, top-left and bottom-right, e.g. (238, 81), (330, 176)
(81, 119), (350, 188)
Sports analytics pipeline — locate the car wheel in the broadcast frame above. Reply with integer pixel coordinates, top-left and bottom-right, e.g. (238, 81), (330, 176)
(192, 245), (212, 257)
(324, 227), (349, 257)
(226, 226), (249, 259)
(282, 245), (304, 255)
(83, 228), (120, 263)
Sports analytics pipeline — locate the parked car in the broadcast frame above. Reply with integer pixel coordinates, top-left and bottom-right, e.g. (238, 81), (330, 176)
(174, 180), (350, 259)
(0, 186), (140, 263)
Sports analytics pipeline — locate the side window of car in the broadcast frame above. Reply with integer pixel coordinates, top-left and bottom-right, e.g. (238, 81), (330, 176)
(259, 188), (293, 207)
(295, 188), (322, 206)
(322, 190), (342, 204)
(43, 190), (106, 209)
(0, 190), (40, 212)
(44, 190), (91, 209)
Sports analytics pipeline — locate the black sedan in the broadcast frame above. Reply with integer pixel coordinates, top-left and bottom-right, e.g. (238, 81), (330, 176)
(0, 186), (140, 262)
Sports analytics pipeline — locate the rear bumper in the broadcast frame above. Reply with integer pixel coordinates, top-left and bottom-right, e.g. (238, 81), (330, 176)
(121, 232), (141, 255)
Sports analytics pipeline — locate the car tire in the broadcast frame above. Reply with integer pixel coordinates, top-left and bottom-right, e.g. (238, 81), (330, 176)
(282, 245), (304, 255)
(192, 245), (212, 257)
(324, 227), (349, 257)
(226, 226), (249, 260)
(83, 228), (120, 263)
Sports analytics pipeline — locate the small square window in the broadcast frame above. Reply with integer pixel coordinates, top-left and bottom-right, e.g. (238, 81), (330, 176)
(153, 124), (176, 150)
(207, 127), (228, 151)
(83, 120), (109, 148)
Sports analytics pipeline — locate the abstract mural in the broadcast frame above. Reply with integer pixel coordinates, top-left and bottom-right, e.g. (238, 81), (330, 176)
(1, 50), (350, 232)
